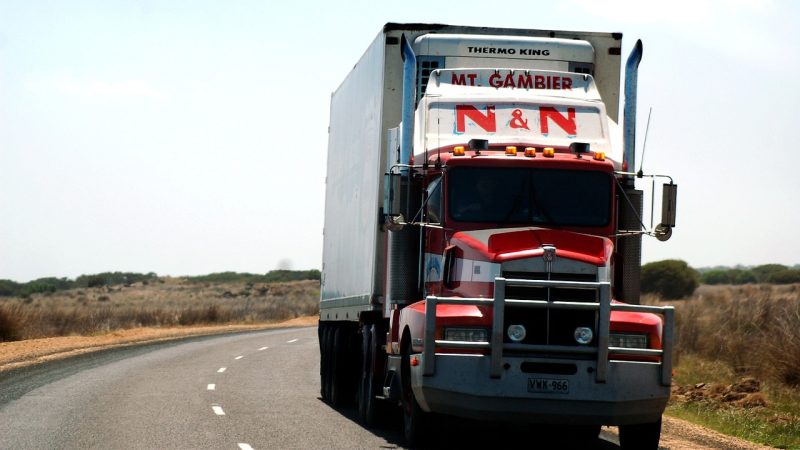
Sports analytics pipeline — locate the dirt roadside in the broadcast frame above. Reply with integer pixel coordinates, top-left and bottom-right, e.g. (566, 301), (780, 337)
(0, 316), (773, 449)
(0, 315), (318, 373)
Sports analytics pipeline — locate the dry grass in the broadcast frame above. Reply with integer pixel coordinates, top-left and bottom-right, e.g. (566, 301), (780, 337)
(0, 278), (319, 341)
(644, 284), (800, 448)
(644, 284), (800, 387)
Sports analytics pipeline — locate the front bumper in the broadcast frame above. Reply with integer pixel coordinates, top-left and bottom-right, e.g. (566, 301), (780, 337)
(411, 353), (669, 425)
(413, 277), (674, 425)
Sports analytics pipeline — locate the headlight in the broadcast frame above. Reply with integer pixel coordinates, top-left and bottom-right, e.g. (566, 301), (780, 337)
(444, 327), (489, 342)
(507, 324), (527, 342)
(609, 332), (648, 349)
(574, 327), (593, 345)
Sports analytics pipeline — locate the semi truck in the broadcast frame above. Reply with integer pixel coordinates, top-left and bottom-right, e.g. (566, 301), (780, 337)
(319, 23), (677, 448)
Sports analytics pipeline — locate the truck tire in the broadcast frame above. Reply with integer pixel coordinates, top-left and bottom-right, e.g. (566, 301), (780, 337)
(619, 418), (662, 450)
(318, 324), (326, 399)
(358, 324), (376, 424)
(401, 348), (429, 447)
(330, 326), (347, 406)
(358, 324), (388, 427)
(322, 324), (334, 402)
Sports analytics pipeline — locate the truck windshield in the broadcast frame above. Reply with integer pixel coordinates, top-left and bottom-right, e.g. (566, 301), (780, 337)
(448, 167), (611, 227)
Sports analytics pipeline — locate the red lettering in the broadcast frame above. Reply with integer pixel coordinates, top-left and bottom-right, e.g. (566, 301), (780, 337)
(503, 73), (515, 87)
(535, 75), (545, 89)
(517, 74), (533, 89)
(540, 107), (576, 136)
(488, 73), (502, 88)
(467, 73), (477, 85)
(452, 73), (466, 85)
(562, 77), (572, 90)
(456, 105), (496, 133)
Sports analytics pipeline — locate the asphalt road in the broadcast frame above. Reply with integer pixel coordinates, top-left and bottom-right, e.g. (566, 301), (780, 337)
(0, 327), (622, 449)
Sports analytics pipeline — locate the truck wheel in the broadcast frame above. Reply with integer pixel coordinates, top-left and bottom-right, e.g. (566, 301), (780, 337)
(358, 325), (375, 424)
(319, 324), (329, 400)
(318, 324), (326, 399)
(330, 327), (347, 406)
(401, 349), (429, 446)
(619, 418), (662, 450)
(322, 324), (335, 402)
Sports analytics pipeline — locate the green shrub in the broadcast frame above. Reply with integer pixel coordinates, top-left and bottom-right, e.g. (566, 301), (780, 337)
(767, 269), (800, 284)
(0, 279), (21, 297)
(641, 259), (699, 299)
(751, 264), (789, 283)
(701, 269), (757, 285)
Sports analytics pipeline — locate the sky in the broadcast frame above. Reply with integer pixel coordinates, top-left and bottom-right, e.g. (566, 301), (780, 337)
(1, 0), (798, 282)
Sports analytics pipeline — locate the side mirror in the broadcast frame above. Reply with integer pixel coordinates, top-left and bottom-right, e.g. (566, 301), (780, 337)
(383, 127), (404, 229)
(656, 183), (677, 241)
(383, 173), (405, 230)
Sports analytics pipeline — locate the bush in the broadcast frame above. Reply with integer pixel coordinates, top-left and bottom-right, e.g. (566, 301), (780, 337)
(701, 269), (757, 285)
(751, 264), (789, 283)
(0, 279), (21, 296)
(641, 259), (699, 299)
(767, 269), (800, 284)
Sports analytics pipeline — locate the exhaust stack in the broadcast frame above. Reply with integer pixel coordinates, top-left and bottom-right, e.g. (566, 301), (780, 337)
(623, 40), (643, 186)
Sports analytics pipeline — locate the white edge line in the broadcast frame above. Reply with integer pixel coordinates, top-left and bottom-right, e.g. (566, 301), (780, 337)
(235, 355), (243, 360)
(212, 405), (225, 416)
(207, 384), (216, 391)
(238, 444), (254, 450)
(217, 367), (227, 373)
(287, 339), (298, 343)
(258, 346), (268, 351)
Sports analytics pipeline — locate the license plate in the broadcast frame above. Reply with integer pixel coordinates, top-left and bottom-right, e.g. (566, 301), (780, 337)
(527, 377), (569, 394)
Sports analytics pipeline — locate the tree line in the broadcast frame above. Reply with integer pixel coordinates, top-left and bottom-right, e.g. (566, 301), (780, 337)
(0, 270), (321, 298)
(642, 260), (800, 300)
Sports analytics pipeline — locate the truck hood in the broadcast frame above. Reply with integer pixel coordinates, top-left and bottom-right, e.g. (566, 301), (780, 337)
(451, 227), (613, 266)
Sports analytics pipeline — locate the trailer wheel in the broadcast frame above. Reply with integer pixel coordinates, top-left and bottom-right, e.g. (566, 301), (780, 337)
(322, 324), (335, 402)
(330, 326), (347, 406)
(401, 347), (429, 446)
(318, 324), (326, 399)
(619, 418), (662, 450)
(358, 325), (376, 424)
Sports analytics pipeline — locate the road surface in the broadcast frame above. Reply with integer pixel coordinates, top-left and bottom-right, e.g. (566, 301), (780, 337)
(0, 327), (763, 449)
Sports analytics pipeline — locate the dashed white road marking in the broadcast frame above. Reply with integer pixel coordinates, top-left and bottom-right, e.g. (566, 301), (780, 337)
(207, 384), (216, 391)
(217, 367), (227, 373)
(287, 339), (298, 343)
(238, 444), (254, 450)
(235, 355), (244, 360)
(212, 406), (225, 416)
(258, 346), (268, 351)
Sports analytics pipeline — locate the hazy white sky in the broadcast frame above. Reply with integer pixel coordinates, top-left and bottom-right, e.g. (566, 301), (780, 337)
(1, 0), (798, 282)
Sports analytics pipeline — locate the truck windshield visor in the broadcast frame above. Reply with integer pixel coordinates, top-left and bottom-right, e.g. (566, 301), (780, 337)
(448, 167), (611, 227)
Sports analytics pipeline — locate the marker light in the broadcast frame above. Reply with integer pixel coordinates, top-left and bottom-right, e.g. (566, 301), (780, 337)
(593, 152), (606, 161)
(505, 146), (517, 156)
(507, 324), (527, 342)
(543, 147), (555, 158)
(524, 147), (537, 157)
(574, 327), (594, 345)
(453, 146), (465, 156)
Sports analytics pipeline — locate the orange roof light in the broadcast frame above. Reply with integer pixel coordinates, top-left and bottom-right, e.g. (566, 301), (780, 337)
(524, 147), (537, 157)
(543, 147), (555, 158)
(593, 152), (606, 161)
(505, 146), (517, 156)
(453, 146), (465, 156)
